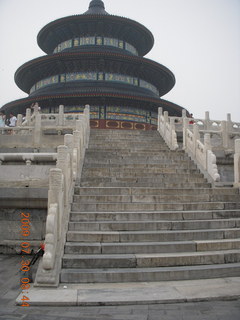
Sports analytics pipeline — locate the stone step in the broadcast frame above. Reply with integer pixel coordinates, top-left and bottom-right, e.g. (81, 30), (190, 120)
(80, 177), (208, 184)
(88, 142), (167, 147)
(73, 194), (207, 204)
(85, 148), (185, 154)
(81, 168), (201, 176)
(84, 155), (189, 163)
(82, 163), (198, 169)
(64, 241), (196, 254)
(66, 228), (240, 242)
(72, 194), (240, 204)
(88, 146), (169, 151)
(82, 161), (193, 168)
(80, 181), (211, 188)
(89, 132), (163, 138)
(89, 132), (163, 137)
(88, 141), (168, 146)
(83, 160), (198, 166)
(64, 239), (240, 254)
(85, 150), (187, 158)
(84, 154), (191, 161)
(88, 142), (166, 147)
(68, 218), (240, 231)
(71, 201), (240, 212)
(88, 140), (165, 146)
(90, 133), (163, 137)
(70, 210), (240, 222)
(74, 187), (239, 196)
(60, 263), (240, 283)
(90, 129), (161, 136)
(62, 250), (240, 269)
(88, 147), (170, 153)
(80, 176), (208, 184)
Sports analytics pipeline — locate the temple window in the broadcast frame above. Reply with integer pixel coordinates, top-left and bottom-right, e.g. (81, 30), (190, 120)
(30, 72), (159, 96)
(53, 36), (138, 55)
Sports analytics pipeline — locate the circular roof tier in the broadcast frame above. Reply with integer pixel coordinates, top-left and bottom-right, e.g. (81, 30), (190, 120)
(29, 81), (159, 98)
(14, 51), (175, 96)
(1, 92), (185, 118)
(37, 8), (154, 56)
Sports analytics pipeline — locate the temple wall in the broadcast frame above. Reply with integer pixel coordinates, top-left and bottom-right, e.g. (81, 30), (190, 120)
(0, 187), (48, 254)
(0, 165), (53, 187)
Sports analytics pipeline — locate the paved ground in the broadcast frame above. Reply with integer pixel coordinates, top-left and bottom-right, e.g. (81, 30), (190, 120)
(1, 255), (240, 320)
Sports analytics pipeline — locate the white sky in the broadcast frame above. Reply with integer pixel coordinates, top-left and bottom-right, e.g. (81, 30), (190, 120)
(0, 0), (239, 121)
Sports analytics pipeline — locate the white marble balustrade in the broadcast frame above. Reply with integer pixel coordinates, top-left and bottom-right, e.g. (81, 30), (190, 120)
(35, 105), (90, 286)
(158, 108), (240, 185)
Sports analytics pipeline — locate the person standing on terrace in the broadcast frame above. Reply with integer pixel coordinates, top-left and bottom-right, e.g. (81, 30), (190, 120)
(0, 110), (6, 127)
(9, 113), (17, 127)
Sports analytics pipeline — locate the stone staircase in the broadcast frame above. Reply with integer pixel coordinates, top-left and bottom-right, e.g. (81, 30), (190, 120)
(61, 129), (240, 283)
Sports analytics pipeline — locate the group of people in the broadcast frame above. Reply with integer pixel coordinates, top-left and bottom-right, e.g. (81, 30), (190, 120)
(0, 102), (41, 130)
(0, 111), (17, 128)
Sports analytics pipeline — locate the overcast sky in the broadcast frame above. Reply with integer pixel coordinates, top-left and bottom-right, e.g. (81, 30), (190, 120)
(0, 0), (239, 121)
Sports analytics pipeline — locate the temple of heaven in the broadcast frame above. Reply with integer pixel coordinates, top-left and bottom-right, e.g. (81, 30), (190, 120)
(1, 0), (188, 130)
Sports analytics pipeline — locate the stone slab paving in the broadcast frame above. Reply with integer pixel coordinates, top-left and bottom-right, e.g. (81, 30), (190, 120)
(1, 255), (240, 320)
(15, 277), (240, 306)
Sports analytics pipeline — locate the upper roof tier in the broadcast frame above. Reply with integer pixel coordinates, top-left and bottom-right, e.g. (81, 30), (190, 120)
(37, 1), (154, 56)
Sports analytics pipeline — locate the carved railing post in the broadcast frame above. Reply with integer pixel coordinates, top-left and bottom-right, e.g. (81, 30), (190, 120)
(182, 109), (187, 119)
(226, 113), (233, 150)
(203, 133), (211, 171)
(73, 130), (81, 161)
(33, 113), (42, 147)
(47, 167), (64, 240)
(83, 104), (90, 147)
(221, 120), (229, 149)
(42, 168), (63, 271)
(204, 133), (212, 151)
(79, 118), (87, 148)
(158, 109), (178, 150)
(193, 124), (200, 157)
(17, 114), (23, 127)
(73, 130), (81, 181)
(227, 113), (231, 123)
(26, 108), (31, 121)
(22, 108), (31, 126)
(56, 145), (70, 207)
(204, 111), (211, 130)
(163, 111), (168, 137)
(64, 134), (73, 187)
(169, 117), (178, 150)
(42, 203), (58, 271)
(204, 133), (220, 182)
(58, 105), (65, 126)
(76, 120), (84, 157)
(64, 134), (73, 153)
(158, 107), (163, 131)
(182, 117), (189, 150)
(234, 139), (240, 187)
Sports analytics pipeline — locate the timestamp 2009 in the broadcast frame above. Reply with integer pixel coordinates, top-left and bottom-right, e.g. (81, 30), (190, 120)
(20, 212), (31, 307)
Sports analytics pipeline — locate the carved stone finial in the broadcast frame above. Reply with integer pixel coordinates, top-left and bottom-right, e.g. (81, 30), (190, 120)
(84, 0), (109, 15)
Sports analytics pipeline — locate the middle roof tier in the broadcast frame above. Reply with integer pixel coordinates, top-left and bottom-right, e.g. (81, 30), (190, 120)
(14, 51), (175, 97)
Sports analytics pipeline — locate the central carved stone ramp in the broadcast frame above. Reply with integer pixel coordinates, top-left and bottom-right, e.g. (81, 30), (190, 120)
(61, 129), (240, 283)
